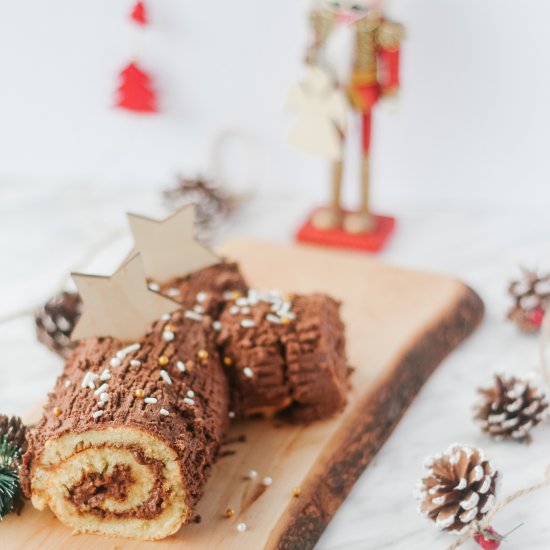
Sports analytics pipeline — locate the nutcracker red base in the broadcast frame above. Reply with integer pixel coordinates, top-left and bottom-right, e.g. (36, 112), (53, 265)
(296, 209), (395, 252)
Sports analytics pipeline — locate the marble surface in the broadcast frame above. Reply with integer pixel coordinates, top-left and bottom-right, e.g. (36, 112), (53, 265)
(2, 181), (550, 549)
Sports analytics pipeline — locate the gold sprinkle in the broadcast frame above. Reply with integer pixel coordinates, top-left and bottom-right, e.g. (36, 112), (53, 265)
(280, 317), (291, 326)
(283, 293), (293, 301)
(164, 323), (175, 332)
(52, 407), (62, 417)
(292, 487), (301, 498)
(225, 508), (235, 518)
(158, 355), (169, 366)
(134, 389), (145, 399)
(223, 356), (233, 366)
(230, 291), (242, 300)
(197, 350), (209, 361)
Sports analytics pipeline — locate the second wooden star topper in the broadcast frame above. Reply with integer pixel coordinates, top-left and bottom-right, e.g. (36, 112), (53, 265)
(71, 254), (179, 342)
(127, 205), (220, 282)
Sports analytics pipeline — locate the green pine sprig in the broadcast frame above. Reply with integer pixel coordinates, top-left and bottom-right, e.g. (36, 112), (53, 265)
(0, 435), (21, 520)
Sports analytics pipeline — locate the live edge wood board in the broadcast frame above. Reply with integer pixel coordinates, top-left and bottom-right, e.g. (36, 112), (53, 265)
(3, 239), (484, 550)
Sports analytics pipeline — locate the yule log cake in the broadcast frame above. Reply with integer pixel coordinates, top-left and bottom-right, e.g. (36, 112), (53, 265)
(218, 290), (350, 422)
(20, 207), (352, 540)
(21, 256), (229, 540)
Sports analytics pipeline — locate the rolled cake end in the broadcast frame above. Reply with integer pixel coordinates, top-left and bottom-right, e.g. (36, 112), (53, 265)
(26, 427), (189, 540)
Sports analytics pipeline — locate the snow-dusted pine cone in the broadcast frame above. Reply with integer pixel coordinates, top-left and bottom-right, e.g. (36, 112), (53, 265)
(34, 291), (83, 358)
(0, 415), (27, 456)
(163, 176), (234, 242)
(416, 444), (498, 534)
(475, 374), (548, 443)
(507, 269), (550, 333)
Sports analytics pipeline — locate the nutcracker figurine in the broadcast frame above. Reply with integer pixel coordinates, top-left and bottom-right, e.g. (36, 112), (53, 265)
(289, 0), (404, 251)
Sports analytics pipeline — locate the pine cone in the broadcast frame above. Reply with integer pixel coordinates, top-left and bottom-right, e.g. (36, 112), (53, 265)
(0, 415), (27, 456)
(163, 176), (234, 242)
(416, 444), (498, 534)
(35, 291), (82, 358)
(475, 374), (548, 443)
(507, 269), (550, 333)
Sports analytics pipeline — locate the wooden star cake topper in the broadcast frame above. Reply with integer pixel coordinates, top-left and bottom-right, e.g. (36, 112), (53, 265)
(71, 254), (179, 342)
(127, 205), (220, 282)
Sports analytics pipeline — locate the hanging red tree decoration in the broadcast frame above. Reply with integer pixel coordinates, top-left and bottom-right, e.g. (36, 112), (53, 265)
(130, 1), (147, 26)
(114, 1), (158, 114)
(115, 62), (158, 113)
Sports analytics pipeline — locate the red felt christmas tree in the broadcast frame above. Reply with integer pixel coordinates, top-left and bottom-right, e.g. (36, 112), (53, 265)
(130, 1), (147, 25)
(115, 62), (158, 113)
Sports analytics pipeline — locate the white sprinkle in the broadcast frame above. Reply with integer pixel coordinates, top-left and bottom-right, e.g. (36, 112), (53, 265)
(266, 313), (281, 324)
(184, 310), (203, 322)
(176, 361), (186, 372)
(212, 320), (222, 331)
(241, 307), (251, 315)
(229, 305), (239, 315)
(116, 343), (141, 359)
(160, 370), (173, 385)
(161, 313), (171, 321)
(144, 397), (158, 404)
(81, 372), (99, 389)
(236, 522), (247, 533)
(262, 476), (273, 486)
(279, 301), (292, 312)
(229, 411), (236, 419)
(184, 397), (195, 406)
(196, 291), (208, 303)
(130, 360), (141, 367)
(243, 367), (254, 378)
(247, 289), (258, 305)
(99, 369), (111, 381)
(148, 282), (160, 291)
(223, 291), (234, 300)
(92, 410), (104, 420)
(159, 408), (170, 416)
(194, 305), (205, 314)
(110, 357), (121, 368)
(94, 383), (109, 396)
(241, 319), (256, 328)
(64, 379), (72, 388)
(99, 392), (109, 403)
(248, 470), (258, 479)
(187, 390), (195, 398)
(167, 287), (180, 298)
(163, 331), (175, 342)
(236, 297), (249, 306)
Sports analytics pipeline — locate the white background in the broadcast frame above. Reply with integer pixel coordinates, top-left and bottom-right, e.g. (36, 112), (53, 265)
(2, 2), (550, 549)
(1, 0), (550, 209)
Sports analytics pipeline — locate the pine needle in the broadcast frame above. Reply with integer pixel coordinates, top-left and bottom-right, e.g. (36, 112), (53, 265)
(0, 435), (21, 520)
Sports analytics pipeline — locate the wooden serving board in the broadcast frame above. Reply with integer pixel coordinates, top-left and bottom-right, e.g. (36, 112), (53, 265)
(3, 240), (484, 550)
